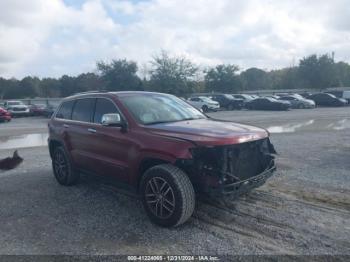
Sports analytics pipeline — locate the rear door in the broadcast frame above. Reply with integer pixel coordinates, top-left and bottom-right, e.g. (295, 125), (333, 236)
(68, 98), (96, 171)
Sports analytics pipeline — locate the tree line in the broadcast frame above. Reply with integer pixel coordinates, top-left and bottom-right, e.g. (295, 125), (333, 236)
(1, 51), (350, 99)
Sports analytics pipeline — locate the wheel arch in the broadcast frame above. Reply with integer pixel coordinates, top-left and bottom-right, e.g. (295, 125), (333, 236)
(137, 157), (171, 191)
(48, 139), (64, 159)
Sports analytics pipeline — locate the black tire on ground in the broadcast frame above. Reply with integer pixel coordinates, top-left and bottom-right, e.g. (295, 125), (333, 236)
(202, 105), (209, 112)
(52, 146), (79, 186)
(298, 104), (304, 109)
(140, 164), (195, 227)
(228, 104), (234, 110)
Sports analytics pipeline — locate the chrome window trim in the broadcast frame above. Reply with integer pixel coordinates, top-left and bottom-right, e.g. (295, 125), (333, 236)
(54, 96), (128, 128)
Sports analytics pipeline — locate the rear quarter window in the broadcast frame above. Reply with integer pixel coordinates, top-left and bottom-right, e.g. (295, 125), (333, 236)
(56, 100), (75, 119)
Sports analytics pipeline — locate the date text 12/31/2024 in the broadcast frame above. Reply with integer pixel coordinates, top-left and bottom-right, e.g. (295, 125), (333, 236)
(127, 255), (220, 261)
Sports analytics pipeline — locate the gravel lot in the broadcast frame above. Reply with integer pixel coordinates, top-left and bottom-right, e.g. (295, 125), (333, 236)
(0, 108), (349, 256)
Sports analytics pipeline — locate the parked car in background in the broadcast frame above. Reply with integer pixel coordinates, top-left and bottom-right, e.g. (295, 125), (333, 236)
(327, 90), (350, 104)
(275, 93), (290, 97)
(0, 107), (11, 122)
(308, 93), (347, 107)
(3, 101), (30, 117)
(29, 104), (47, 116)
(187, 96), (220, 112)
(231, 94), (255, 105)
(48, 91), (276, 227)
(246, 97), (291, 111)
(43, 104), (58, 118)
(210, 94), (244, 110)
(344, 91), (350, 103)
(278, 95), (315, 109)
(231, 94), (254, 102)
(265, 95), (280, 99)
(299, 92), (312, 99)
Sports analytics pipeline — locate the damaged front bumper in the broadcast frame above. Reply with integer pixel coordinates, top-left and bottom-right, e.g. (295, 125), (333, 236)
(177, 137), (277, 197)
(208, 165), (276, 196)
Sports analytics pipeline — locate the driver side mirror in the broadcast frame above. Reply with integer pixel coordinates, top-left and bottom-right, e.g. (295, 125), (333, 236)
(101, 113), (127, 132)
(102, 113), (122, 126)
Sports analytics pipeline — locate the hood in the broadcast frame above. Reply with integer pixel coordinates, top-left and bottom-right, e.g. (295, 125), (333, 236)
(146, 118), (269, 146)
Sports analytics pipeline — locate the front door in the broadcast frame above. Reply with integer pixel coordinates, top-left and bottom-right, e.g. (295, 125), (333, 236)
(87, 98), (132, 182)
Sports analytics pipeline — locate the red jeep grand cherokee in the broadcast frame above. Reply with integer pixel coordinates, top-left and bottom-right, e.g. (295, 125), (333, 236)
(48, 91), (276, 227)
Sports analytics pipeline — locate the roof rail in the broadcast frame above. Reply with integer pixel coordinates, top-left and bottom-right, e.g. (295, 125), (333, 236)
(72, 90), (106, 95)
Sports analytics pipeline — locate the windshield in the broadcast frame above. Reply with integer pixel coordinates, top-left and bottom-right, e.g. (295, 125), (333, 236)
(121, 94), (206, 125)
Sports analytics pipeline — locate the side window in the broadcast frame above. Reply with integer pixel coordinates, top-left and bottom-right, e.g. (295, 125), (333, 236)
(56, 100), (75, 119)
(71, 98), (95, 122)
(93, 98), (119, 124)
(192, 98), (199, 102)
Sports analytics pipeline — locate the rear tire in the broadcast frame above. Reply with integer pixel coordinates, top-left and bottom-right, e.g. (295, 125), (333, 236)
(52, 146), (79, 186)
(202, 105), (209, 112)
(228, 104), (234, 110)
(140, 164), (195, 227)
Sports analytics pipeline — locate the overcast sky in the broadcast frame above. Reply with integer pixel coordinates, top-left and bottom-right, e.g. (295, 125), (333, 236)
(1, 0), (350, 78)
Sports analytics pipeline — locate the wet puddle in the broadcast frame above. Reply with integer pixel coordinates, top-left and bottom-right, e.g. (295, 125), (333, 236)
(267, 120), (315, 133)
(267, 119), (350, 133)
(0, 133), (48, 150)
(326, 119), (350, 130)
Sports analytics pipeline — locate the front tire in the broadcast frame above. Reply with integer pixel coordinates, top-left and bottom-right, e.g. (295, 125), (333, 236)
(52, 146), (79, 186)
(140, 164), (195, 227)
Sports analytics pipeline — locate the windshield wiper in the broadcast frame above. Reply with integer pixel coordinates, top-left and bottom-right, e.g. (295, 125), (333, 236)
(145, 120), (178, 125)
(145, 118), (203, 125)
(179, 117), (200, 121)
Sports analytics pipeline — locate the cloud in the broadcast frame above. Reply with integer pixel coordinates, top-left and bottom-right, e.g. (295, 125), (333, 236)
(0, 0), (350, 78)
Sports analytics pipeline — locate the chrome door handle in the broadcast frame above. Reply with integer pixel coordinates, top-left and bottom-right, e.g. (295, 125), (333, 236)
(88, 128), (96, 133)
(63, 124), (69, 128)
